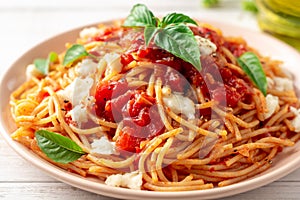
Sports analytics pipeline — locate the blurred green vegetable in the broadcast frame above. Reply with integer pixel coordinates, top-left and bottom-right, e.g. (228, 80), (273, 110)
(201, 0), (220, 8)
(242, 0), (258, 13)
(201, 0), (258, 13)
(200, 0), (300, 51)
(256, 0), (300, 51)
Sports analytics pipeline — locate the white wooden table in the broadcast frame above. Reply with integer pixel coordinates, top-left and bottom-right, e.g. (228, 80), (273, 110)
(1, 1), (300, 199)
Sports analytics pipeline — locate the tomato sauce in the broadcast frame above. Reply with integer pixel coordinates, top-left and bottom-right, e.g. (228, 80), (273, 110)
(94, 80), (164, 152)
(119, 26), (252, 107)
(93, 25), (253, 152)
(224, 41), (248, 57)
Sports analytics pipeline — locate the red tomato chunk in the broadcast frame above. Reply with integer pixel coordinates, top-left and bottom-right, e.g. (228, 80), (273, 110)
(94, 80), (164, 153)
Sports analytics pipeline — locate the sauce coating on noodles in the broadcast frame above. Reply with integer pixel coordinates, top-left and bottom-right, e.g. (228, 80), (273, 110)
(10, 19), (300, 192)
(92, 25), (254, 152)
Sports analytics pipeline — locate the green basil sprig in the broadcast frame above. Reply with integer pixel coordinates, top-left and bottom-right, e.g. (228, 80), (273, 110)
(35, 130), (85, 164)
(123, 4), (202, 71)
(63, 44), (90, 67)
(237, 52), (267, 96)
(34, 51), (58, 75)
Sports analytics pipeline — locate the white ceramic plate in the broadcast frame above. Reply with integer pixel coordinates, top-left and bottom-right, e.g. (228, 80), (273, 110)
(1, 20), (300, 200)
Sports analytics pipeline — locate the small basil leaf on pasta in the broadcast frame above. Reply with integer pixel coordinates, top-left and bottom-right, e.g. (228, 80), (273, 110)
(123, 4), (156, 27)
(34, 59), (48, 75)
(63, 44), (89, 67)
(160, 13), (197, 28)
(35, 130), (85, 164)
(237, 52), (267, 96)
(34, 51), (58, 75)
(154, 24), (201, 71)
(48, 51), (58, 63)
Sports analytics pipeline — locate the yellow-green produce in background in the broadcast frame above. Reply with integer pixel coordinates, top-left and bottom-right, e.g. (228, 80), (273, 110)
(256, 0), (300, 50)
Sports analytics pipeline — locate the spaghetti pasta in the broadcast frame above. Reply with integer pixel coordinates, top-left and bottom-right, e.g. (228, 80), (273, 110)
(10, 17), (300, 192)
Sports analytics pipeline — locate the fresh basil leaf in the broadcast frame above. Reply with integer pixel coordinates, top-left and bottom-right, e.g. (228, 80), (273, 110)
(48, 51), (58, 63)
(144, 26), (158, 46)
(154, 24), (201, 70)
(63, 44), (89, 67)
(237, 52), (267, 96)
(123, 4), (202, 71)
(123, 4), (156, 27)
(160, 13), (197, 28)
(35, 130), (85, 164)
(34, 52), (58, 75)
(34, 59), (48, 75)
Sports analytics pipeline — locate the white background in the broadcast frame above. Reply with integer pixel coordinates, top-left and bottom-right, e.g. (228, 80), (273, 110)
(0, 0), (299, 199)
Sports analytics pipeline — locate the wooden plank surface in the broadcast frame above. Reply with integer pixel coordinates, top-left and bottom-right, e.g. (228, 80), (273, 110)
(0, 182), (117, 200)
(1, 1), (300, 199)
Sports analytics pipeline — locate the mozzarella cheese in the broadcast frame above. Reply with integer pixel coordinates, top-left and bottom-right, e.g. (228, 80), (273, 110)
(91, 137), (116, 155)
(162, 91), (195, 120)
(195, 35), (217, 56)
(76, 59), (98, 77)
(105, 171), (143, 190)
(58, 77), (94, 106)
(25, 64), (44, 80)
(57, 73), (94, 127)
(290, 107), (300, 132)
(102, 53), (122, 77)
(69, 105), (88, 126)
(79, 27), (101, 39)
(273, 77), (293, 91)
(264, 94), (279, 119)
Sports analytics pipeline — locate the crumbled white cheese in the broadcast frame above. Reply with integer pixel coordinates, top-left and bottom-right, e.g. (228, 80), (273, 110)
(290, 107), (300, 132)
(290, 107), (299, 115)
(58, 77), (94, 106)
(91, 137), (116, 155)
(162, 91), (195, 120)
(105, 171), (143, 190)
(195, 35), (217, 56)
(25, 64), (44, 80)
(79, 27), (101, 39)
(273, 77), (293, 91)
(76, 59), (98, 78)
(105, 174), (122, 188)
(85, 95), (95, 105)
(264, 94), (279, 119)
(103, 53), (122, 77)
(69, 105), (88, 126)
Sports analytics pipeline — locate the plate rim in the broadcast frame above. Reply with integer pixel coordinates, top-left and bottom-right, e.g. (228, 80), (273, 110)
(1, 18), (300, 200)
